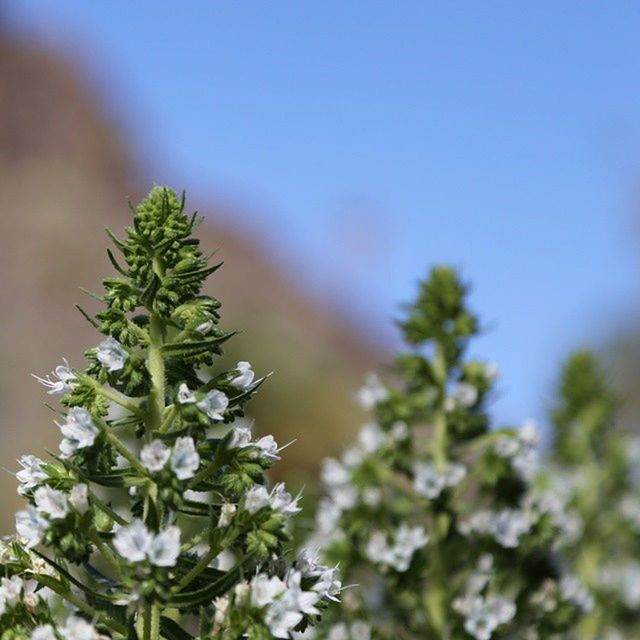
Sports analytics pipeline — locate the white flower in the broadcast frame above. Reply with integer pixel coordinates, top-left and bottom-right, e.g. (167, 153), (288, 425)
(57, 407), (99, 458)
(350, 622), (372, 640)
(560, 575), (594, 613)
(218, 503), (237, 528)
(448, 382), (478, 409)
(489, 509), (531, 548)
(141, 439), (171, 472)
(270, 483), (301, 516)
(251, 573), (287, 607)
(69, 483), (89, 513)
(284, 571), (321, 614)
(444, 462), (467, 486)
(96, 337), (128, 372)
(30, 625), (56, 640)
(358, 423), (385, 453)
(113, 519), (153, 562)
(229, 426), (253, 449)
(59, 615), (99, 640)
(32, 358), (76, 395)
(147, 526), (181, 567)
(413, 462), (446, 499)
(391, 524), (429, 571)
(255, 434), (281, 460)
(265, 599), (304, 639)
(356, 373), (388, 410)
(16, 455), (48, 495)
(312, 565), (342, 601)
(34, 486), (69, 520)
(245, 486), (271, 514)
(230, 361), (255, 390)
(15, 507), (48, 547)
(391, 421), (409, 441)
(177, 383), (196, 404)
(321, 458), (350, 486)
(197, 389), (229, 421)
(0, 575), (23, 606)
(171, 437), (200, 480)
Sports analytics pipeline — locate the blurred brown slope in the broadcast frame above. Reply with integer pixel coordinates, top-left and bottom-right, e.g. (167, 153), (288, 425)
(0, 34), (384, 520)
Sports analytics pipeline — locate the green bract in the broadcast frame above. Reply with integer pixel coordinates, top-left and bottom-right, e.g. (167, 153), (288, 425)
(305, 266), (589, 640)
(0, 187), (337, 640)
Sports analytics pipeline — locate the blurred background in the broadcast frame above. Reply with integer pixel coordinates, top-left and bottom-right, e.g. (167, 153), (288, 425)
(1, 2), (640, 524)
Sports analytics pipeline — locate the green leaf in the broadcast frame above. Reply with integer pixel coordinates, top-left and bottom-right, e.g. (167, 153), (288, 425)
(160, 617), (195, 640)
(161, 332), (237, 358)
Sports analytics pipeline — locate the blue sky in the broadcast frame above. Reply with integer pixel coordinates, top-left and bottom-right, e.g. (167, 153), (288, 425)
(6, 1), (640, 428)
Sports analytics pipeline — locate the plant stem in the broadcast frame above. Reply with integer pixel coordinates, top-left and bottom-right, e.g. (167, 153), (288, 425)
(89, 529), (122, 578)
(95, 416), (149, 476)
(148, 313), (166, 434)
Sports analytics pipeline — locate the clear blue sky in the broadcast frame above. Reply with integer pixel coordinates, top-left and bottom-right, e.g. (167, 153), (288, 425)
(5, 1), (640, 429)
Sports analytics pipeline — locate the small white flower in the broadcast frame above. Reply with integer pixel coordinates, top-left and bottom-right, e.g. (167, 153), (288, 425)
(312, 565), (342, 601)
(490, 509), (531, 548)
(59, 615), (99, 640)
(270, 483), (301, 516)
(244, 485), (270, 514)
(96, 337), (128, 372)
(413, 462), (446, 499)
(390, 421), (409, 441)
(358, 423), (385, 453)
(0, 575), (23, 607)
(255, 434), (281, 460)
(229, 426), (253, 449)
(30, 625), (56, 640)
(15, 507), (48, 547)
(69, 483), (89, 513)
(560, 575), (594, 613)
(141, 439), (171, 472)
(197, 389), (229, 421)
(356, 373), (388, 410)
(218, 503), (237, 528)
(451, 382), (478, 408)
(148, 526), (181, 567)
(32, 358), (76, 395)
(321, 458), (350, 486)
(284, 570), (321, 614)
(113, 519), (152, 562)
(251, 573), (287, 607)
(265, 600), (304, 639)
(16, 455), (48, 495)
(177, 383), (196, 404)
(171, 437), (200, 480)
(230, 361), (255, 390)
(57, 407), (99, 458)
(34, 486), (69, 520)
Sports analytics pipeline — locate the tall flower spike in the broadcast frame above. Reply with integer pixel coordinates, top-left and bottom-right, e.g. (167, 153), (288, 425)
(306, 266), (588, 639)
(0, 186), (336, 639)
(547, 351), (640, 639)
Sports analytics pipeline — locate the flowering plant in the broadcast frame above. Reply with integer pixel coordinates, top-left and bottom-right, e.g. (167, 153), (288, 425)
(305, 267), (588, 640)
(547, 351), (640, 639)
(0, 187), (338, 640)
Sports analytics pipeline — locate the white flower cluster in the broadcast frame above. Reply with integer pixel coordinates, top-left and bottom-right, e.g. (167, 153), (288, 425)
(30, 616), (104, 640)
(140, 436), (200, 479)
(244, 482), (301, 517)
(452, 555), (516, 640)
(55, 407), (99, 458)
(459, 507), (532, 548)
(365, 524), (429, 572)
(224, 549), (341, 638)
(412, 460), (466, 499)
(0, 575), (39, 617)
(15, 484), (88, 548)
(492, 420), (539, 481)
(113, 519), (181, 567)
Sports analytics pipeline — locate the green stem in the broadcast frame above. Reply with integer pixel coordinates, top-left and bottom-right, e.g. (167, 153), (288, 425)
(95, 416), (149, 476)
(91, 494), (129, 526)
(159, 404), (177, 433)
(93, 382), (146, 418)
(176, 545), (219, 590)
(89, 530), (122, 578)
(148, 313), (166, 434)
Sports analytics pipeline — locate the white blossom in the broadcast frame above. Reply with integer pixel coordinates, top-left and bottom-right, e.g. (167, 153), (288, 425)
(559, 575), (594, 613)
(197, 389), (229, 421)
(113, 519), (153, 562)
(413, 462), (446, 499)
(356, 373), (388, 410)
(34, 485), (69, 520)
(0, 575), (24, 607)
(218, 503), (237, 528)
(251, 574), (287, 608)
(69, 483), (90, 513)
(177, 383), (196, 404)
(16, 455), (48, 495)
(30, 625), (56, 640)
(490, 509), (531, 548)
(59, 615), (99, 640)
(57, 407), (99, 458)
(270, 483), (301, 516)
(96, 337), (128, 372)
(358, 423), (385, 453)
(32, 358), (76, 395)
(230, 361), (255, 390)
(15, 507), (48, 548)
(171, 437), (200, 480)
(141, 439), (171, 472)
(255, 434), (281, 460)
(245, 485), (271, 514)
(147, 525), (181, 567)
